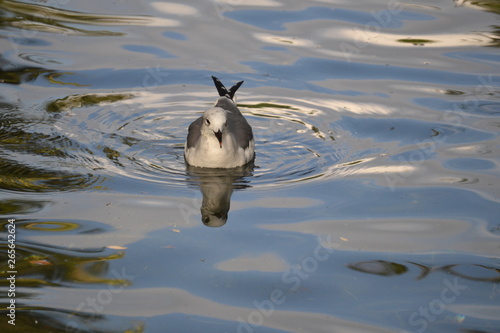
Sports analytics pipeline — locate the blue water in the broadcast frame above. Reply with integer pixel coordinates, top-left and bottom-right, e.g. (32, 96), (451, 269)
(1, 0), (499, 332)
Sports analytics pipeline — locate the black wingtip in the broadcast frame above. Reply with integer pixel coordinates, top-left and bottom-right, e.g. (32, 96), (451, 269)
(211, 76), (244, 100)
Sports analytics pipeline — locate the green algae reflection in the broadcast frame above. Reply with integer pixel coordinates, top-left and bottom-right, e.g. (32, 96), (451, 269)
(0, 0), (157, 36)
(397, 38), (436, 46)
(47, 93), (134, 112)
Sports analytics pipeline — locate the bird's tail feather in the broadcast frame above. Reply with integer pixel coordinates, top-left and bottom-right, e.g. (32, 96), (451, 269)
(212, 76), (244, 100)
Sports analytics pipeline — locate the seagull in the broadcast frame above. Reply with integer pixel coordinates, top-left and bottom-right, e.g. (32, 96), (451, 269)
(184, 76), (255, 168)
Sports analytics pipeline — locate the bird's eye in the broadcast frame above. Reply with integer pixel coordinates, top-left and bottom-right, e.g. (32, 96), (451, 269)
(206, 119), (210, 125)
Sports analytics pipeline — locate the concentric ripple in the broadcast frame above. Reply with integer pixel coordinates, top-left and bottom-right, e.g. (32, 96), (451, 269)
(40, 91), (355, 191)
(241, 96), (350, 186)
(15, 89), (472, 193)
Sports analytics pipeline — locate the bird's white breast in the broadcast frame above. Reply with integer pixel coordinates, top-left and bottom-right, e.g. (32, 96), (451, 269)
(185, 132), (253, 168)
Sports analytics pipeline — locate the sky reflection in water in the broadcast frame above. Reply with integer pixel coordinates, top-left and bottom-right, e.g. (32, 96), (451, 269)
(0, 0), (499, 332)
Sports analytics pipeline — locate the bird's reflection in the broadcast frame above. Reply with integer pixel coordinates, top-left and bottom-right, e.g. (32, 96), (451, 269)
(186, 162), (254, 227)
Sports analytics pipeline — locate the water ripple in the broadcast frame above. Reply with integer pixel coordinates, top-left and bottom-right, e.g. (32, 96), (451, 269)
(44, 92), (350, 189)
(1, 0), (177, 37)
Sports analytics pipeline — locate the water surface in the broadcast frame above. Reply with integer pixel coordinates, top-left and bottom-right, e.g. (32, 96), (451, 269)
(1, 0), (499, 332)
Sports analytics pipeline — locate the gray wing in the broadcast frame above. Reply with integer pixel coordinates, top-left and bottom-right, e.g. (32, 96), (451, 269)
(186, 116), (203, 149)
(215, 97), (253, 149)
(227, 111), (253, 150)
(214, 97), (242, 116)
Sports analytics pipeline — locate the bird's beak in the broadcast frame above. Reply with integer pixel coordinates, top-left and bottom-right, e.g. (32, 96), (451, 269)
(214, 130), (223, 148)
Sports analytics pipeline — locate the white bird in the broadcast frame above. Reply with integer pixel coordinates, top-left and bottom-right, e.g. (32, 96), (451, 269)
(184, 76), (255, 168)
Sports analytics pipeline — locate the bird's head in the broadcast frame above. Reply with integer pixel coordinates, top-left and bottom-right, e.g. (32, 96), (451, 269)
(202, 107), (227, 148)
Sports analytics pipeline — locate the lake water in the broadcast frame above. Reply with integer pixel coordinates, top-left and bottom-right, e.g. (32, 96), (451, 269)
(1, 0), (499, 332)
